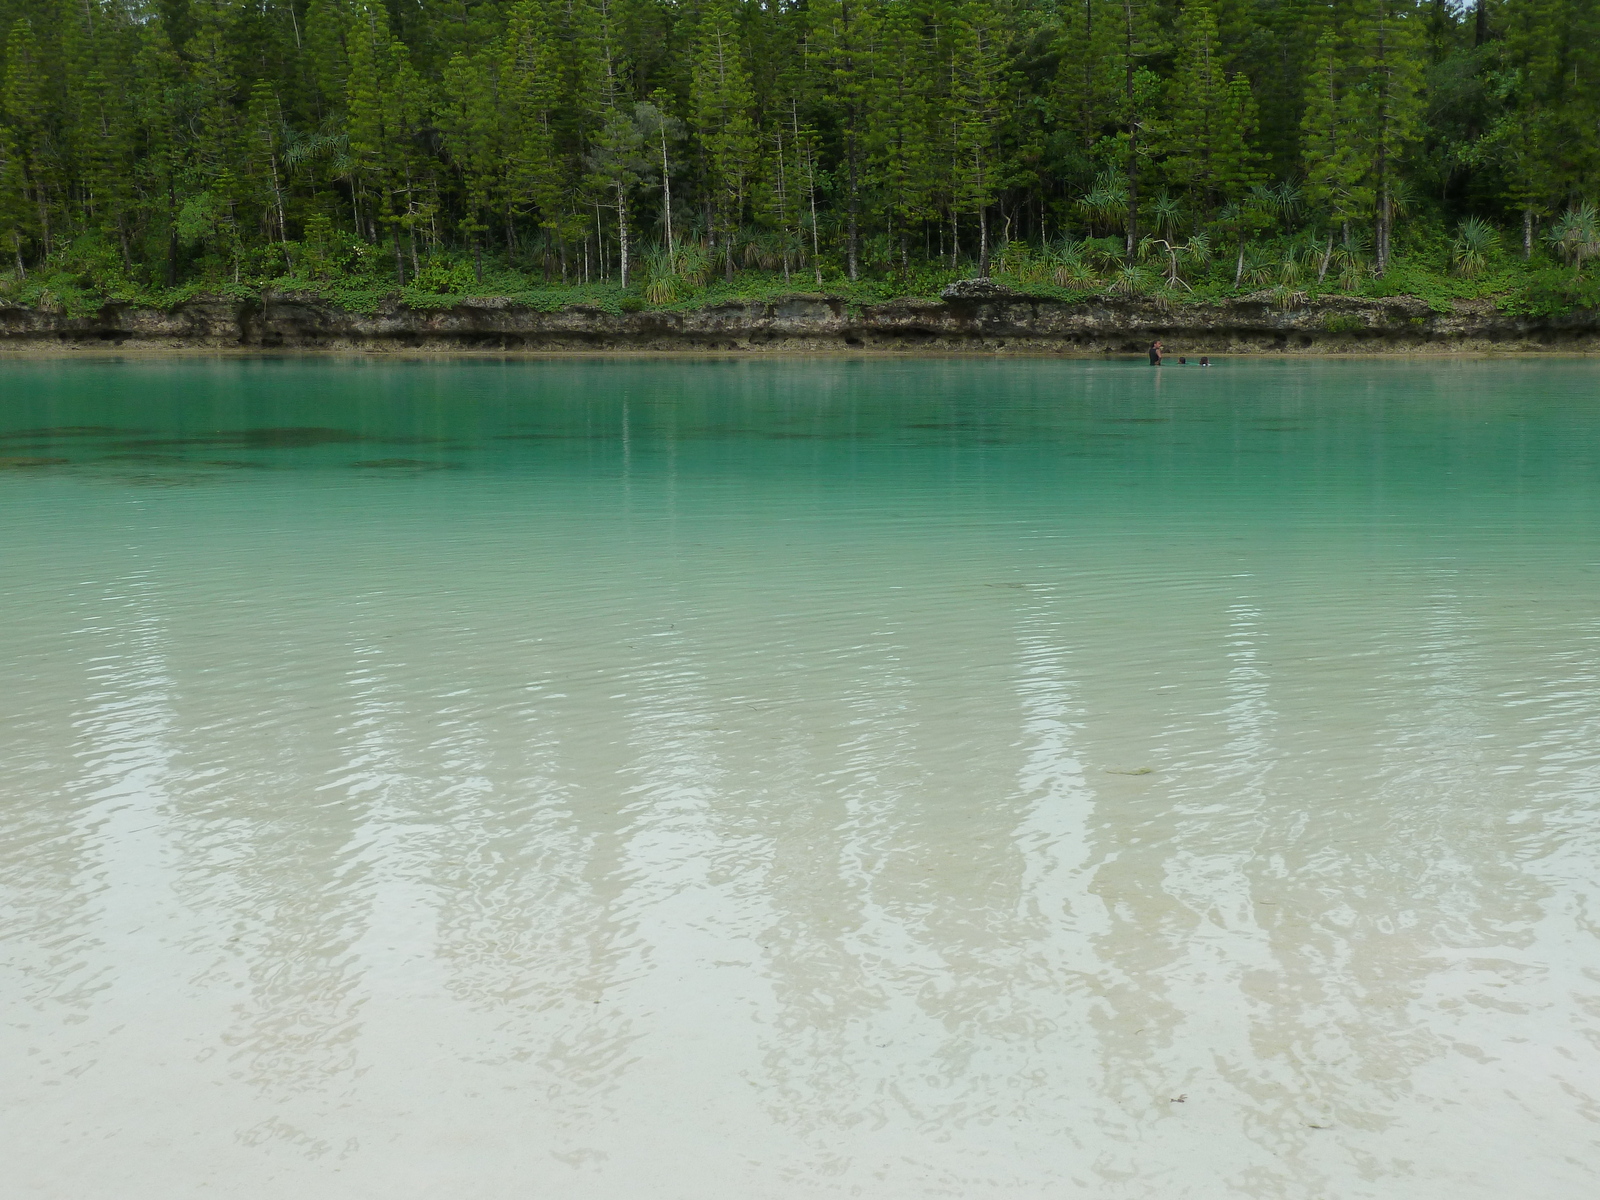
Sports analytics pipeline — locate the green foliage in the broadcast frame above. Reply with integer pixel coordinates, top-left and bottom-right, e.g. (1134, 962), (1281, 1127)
(1547, 203), (1600, 272)
(0, 0), (1594, 323)
(1164, 5), (1264, 203)
(1499, 267), (1600, 317)
(1452, 217), (1499, 278)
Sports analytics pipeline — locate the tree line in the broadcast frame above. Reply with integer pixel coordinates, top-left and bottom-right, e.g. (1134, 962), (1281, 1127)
(1, 0), (1598, 298)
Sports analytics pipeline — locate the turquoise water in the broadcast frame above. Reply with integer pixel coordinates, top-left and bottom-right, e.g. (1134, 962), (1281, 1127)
(2, 357), (1599, 1199)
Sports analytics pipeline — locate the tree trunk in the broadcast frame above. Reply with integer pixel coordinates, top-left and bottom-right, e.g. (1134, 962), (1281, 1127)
(1523, 208), (1533, 259)
(270, 155), (291, 270)
(808, 167), (822, 287)
(394, 232), (405, 285)
(618, 187), (630, 288)
(1375, 176), (1390, 278)
(1126, 141), (1140, 258)
(1318, 234), (1333, 283)
(166, 177), (179, 287)
(1124, 8), (1139, 260)
(660, 126), (674, 271)
(37, 188), (51, 257)
(844, 120), (857, 284)
(978, 204), (990, 277)
(846, 124), (860, 281)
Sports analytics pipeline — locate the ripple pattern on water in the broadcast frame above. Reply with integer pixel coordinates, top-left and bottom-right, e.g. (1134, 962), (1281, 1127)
(2, 357), (1599, 1199)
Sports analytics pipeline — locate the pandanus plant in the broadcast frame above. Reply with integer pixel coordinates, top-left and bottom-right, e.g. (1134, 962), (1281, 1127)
(643, 241), (713, 303)
(1138, 232), (1211, 289)
(1547, 204), (1600, 275)
(1451, 217), (1498, 279)
(1039, 239), (1100, 289)
(1079, 171), (1130, 237)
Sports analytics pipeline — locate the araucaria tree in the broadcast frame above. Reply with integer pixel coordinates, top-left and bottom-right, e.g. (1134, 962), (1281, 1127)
(0, 0), (1594, 295)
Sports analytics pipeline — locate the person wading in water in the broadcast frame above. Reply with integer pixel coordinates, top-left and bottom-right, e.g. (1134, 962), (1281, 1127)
(1148, 340), (1163, 365)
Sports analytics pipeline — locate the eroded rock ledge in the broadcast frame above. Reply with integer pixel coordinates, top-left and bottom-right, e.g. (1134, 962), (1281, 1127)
(1, 291), (1595, 353)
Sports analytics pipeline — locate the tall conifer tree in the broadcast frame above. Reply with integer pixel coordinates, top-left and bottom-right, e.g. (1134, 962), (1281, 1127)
(1165, 4), (1260, 205)
(807, 0), (876, 279)
(2, 17), (54, 258)
(1345, 0), (1425, 274)
(1301, 27), (1369, 241)
(950, 0), (1007, 275)
(691, 0), (757, 281)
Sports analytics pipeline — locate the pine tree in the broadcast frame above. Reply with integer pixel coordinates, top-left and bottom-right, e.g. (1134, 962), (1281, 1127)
(807, 0), (877, 279)
(244, 81), (294, 271)
(502, 0), (566, 265)
(0, 0), (1585, 299)
(441, 50), (504, 278)
(584, 0), (652, 288)
(1500, 0), (1600, 249)
(1052, 0), (1120, 161)
(132, 14), (188, 286)
(1107, 0), (1164, 255)
(345, 1), (429, 280)
(585, 104), (653, 285)
(186, 0), (243, 179)
(949, 0), (1007, 275)
(58, 0), (138, 266)
(869, 0), (939, 267)
(1215, 73), (1265, 199)
(1165, 3), (1240, 206)
(0, 117), (31, 276)
(691, 0), (757, 281)
(635, 96), (682, 265)
(1344, 0), (1426, 274)
(306, 0), (357, 117)
(2, 17), (55, 259)
(1301, 28), (1370, 241)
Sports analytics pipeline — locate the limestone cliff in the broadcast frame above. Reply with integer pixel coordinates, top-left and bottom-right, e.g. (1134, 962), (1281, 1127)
(1, 289), (1594, 353)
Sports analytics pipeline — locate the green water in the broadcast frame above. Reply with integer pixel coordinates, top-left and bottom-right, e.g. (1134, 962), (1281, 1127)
(2, 357), (1599, 1199)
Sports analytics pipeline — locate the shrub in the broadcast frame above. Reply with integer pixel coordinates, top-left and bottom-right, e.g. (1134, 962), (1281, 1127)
(1547, 203), (1600, 273)
(1452, 217), (1498, 279)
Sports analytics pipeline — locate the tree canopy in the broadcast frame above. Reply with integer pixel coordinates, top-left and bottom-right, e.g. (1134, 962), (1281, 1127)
(0, 0), (1595, 301)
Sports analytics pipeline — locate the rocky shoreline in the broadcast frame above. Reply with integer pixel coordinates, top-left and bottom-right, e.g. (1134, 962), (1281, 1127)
(2, 286), (1597, 354)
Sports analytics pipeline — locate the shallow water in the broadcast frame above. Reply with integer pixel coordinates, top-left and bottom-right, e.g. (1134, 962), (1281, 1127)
(2, 356), (1599, 1199)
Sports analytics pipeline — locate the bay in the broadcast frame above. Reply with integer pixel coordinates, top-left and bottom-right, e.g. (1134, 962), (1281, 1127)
(2, 356), (1599, 1199)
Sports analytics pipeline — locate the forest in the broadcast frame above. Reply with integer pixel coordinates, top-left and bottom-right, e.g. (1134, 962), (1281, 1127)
(2, 0), (1599, 315)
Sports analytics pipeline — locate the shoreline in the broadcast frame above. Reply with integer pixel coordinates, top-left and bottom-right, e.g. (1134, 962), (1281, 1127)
(3, 290), (1598, 355)
(3, 345), (1596, 362)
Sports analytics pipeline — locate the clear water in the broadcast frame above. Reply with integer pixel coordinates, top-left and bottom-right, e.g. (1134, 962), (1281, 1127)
(3, 357), (1599, 1200)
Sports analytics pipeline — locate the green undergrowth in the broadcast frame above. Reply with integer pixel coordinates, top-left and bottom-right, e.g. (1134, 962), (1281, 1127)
(1, 248), (1597, 321)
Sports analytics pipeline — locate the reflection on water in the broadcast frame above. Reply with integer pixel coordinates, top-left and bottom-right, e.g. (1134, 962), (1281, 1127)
(2, 357), (1599, 1199)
